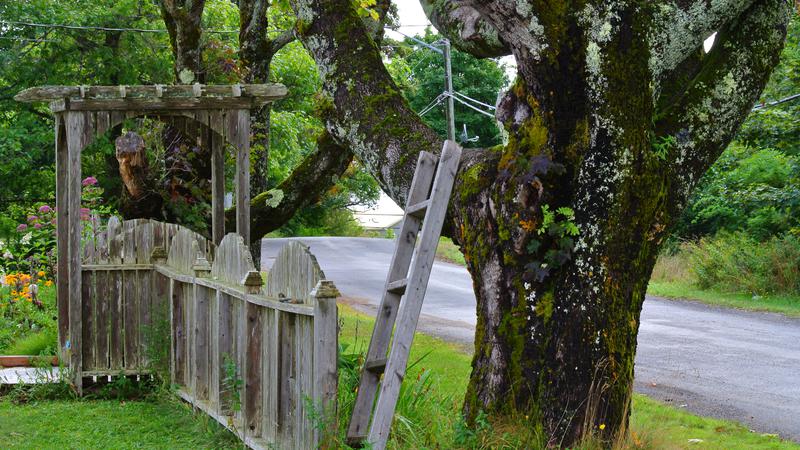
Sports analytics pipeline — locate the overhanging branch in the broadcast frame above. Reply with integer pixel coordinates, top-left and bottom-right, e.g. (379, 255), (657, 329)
(419, 0), (510, 58)
(655, 0), (791, 200)
(226, 131), (353, 238)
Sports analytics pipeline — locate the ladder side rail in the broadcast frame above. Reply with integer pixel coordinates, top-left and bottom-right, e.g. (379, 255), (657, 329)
(366, 141), (462, 449)
(346, 151), (438, 441)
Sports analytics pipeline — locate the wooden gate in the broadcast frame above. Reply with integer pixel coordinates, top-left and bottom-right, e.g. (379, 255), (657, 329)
(78, 218), (339, 449)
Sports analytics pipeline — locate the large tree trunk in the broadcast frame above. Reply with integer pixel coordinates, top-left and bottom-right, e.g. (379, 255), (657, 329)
(289, 0), (790, 446)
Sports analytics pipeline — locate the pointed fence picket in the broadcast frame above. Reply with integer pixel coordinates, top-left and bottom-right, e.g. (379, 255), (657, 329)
(77, 219), (339, 450)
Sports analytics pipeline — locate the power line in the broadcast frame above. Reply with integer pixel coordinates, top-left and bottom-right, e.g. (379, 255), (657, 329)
(447, 92), (496, 118)
(453, 90), (496, 111)
(0, 20), (247, 35)
(752, 93), (800, 111)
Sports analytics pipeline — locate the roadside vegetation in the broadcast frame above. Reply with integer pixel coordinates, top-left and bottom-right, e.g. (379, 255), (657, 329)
(2, 305), (796, 449)
(332, 306), (796, 449)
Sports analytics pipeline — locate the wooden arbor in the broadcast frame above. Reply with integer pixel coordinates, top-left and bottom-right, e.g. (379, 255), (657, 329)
(15, 84), (287, 364)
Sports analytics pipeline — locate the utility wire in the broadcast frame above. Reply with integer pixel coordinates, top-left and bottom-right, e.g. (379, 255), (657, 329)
(418, 93), (447, 117)
(447, 92), (496, 118)
(0, 20), (291, 35)
(453, 90), (496, 110)
(752, 93), (800, 111)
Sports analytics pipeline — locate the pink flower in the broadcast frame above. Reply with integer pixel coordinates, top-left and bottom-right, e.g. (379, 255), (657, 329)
(16, 224), (27, 232)
(81, 176), (98, 186)
(38, 205), (52, 213)
(33, 223), (42, 229)
(27, 215), (38, 222)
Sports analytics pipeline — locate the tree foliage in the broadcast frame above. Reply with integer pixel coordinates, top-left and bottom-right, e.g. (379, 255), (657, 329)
(386, 29), (508, 147)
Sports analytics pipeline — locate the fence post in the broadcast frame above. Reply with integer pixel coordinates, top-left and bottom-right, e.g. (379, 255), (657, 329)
(311, 280), (339, 446)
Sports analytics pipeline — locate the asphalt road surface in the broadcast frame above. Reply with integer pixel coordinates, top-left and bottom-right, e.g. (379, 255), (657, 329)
(262, 236), (800, 441)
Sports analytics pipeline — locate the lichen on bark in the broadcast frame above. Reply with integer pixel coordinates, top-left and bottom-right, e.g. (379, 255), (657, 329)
(287, 0), (791, 446)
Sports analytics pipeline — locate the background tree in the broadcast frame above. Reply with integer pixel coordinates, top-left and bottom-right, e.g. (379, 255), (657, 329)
(389, 29), (508, 147)
(287, 0), (792, 445)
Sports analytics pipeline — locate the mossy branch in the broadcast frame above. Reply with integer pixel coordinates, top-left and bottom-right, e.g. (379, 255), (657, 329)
(654, 0), (790, 177)
(225, 132), (353, 240)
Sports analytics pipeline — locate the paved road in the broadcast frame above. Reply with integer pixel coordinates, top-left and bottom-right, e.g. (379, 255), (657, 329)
(263, 237), (800, 441)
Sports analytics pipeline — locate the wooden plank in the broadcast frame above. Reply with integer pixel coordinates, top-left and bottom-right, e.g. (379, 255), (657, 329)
(218, 292), (233, 415)
(81, 270), (94, 371)
(209, 289), (221, 411)
(211, 234), (256, 286)
(65, 111), (86, 392)
(134, 221), (154, 369)
(122, 216), (140, 369)
(194, 285), (211, 400)
(312, 281), (339, 447)
(230, 109), (251, 245)
(210, 123), (225, 245)
(244, 303), (263, 438)
(261, 308), (279, 442)
(347, 151), (437, 441)
(95, 111), (110, 138)
(94, 270), (109, 370)
(16, 84), (288, 102)
(55, 115), (69, 358)
(367, 142), (462, 449)
(278, 313), (296, 446)
(172, 281), (186, 386)
(297, 314), (314, 449)
(109, 268), (124, 370)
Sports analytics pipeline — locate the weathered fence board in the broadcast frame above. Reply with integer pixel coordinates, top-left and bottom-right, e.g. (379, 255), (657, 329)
(76, 219), (338, 449)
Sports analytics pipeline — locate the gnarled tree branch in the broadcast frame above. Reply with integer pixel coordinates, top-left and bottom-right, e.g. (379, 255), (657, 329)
(290, 0), (443, 207)
(655, 0), (791, 205)
(649, 0), (757, 86)
(226, 131), (353, 237)
(419, 0), (510, 58)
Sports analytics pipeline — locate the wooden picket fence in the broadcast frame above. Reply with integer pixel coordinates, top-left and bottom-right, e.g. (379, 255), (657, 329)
(76, 218), (339, 449)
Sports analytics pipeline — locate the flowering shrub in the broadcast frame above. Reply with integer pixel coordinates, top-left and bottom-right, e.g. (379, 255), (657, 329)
(0, 175), (114, 276)
(0, 272), (56, 354)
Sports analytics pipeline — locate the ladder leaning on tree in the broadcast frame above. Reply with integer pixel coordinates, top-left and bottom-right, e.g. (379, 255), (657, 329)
(346, 140), (462, 449)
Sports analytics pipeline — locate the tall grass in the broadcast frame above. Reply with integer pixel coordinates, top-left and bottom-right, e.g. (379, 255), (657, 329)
(652, 233), (800, 296)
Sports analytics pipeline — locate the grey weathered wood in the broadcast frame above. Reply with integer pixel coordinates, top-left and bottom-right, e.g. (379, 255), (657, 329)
(81, 270), (94, 370)
(16, 83), (287, 103)
(212, 234), (256, 285)
(265, 241), (326, 303)
(244, 303), (263, 438)
(347, 150), (438, 442)
(231, 109), (251, 246)
(312, 280), (339, 446)
(66, 111), (86, 392)
(71, 218), (338, 450)
(195, 285), (211, 400)
(367, 141), (462, 449)
(55, 116), (69, 358)
(94, 270), (110, 370)
(211, 123), (225, 245)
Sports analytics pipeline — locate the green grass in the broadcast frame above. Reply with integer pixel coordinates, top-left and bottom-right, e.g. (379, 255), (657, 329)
(3, 328), (57, 356)
(0, 397), (240, 449)
(335, 305), (798, 449)
(647, 281), (800, 317)
(436, 237), (466, 266)
(1, 303), (794, 449)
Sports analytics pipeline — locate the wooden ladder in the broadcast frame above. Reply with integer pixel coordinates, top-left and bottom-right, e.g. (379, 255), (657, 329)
(346, 141), (462, 449)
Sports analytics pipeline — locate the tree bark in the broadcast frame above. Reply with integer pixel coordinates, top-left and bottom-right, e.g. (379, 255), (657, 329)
(160, 0), (206, 82)
(289, 0), (790, 446)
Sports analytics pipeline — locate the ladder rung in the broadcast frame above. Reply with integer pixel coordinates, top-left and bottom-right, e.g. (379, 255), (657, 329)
(364, 358), (387, 373)
(406, 200), (430, 218)
(386, 278), (407, 295)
